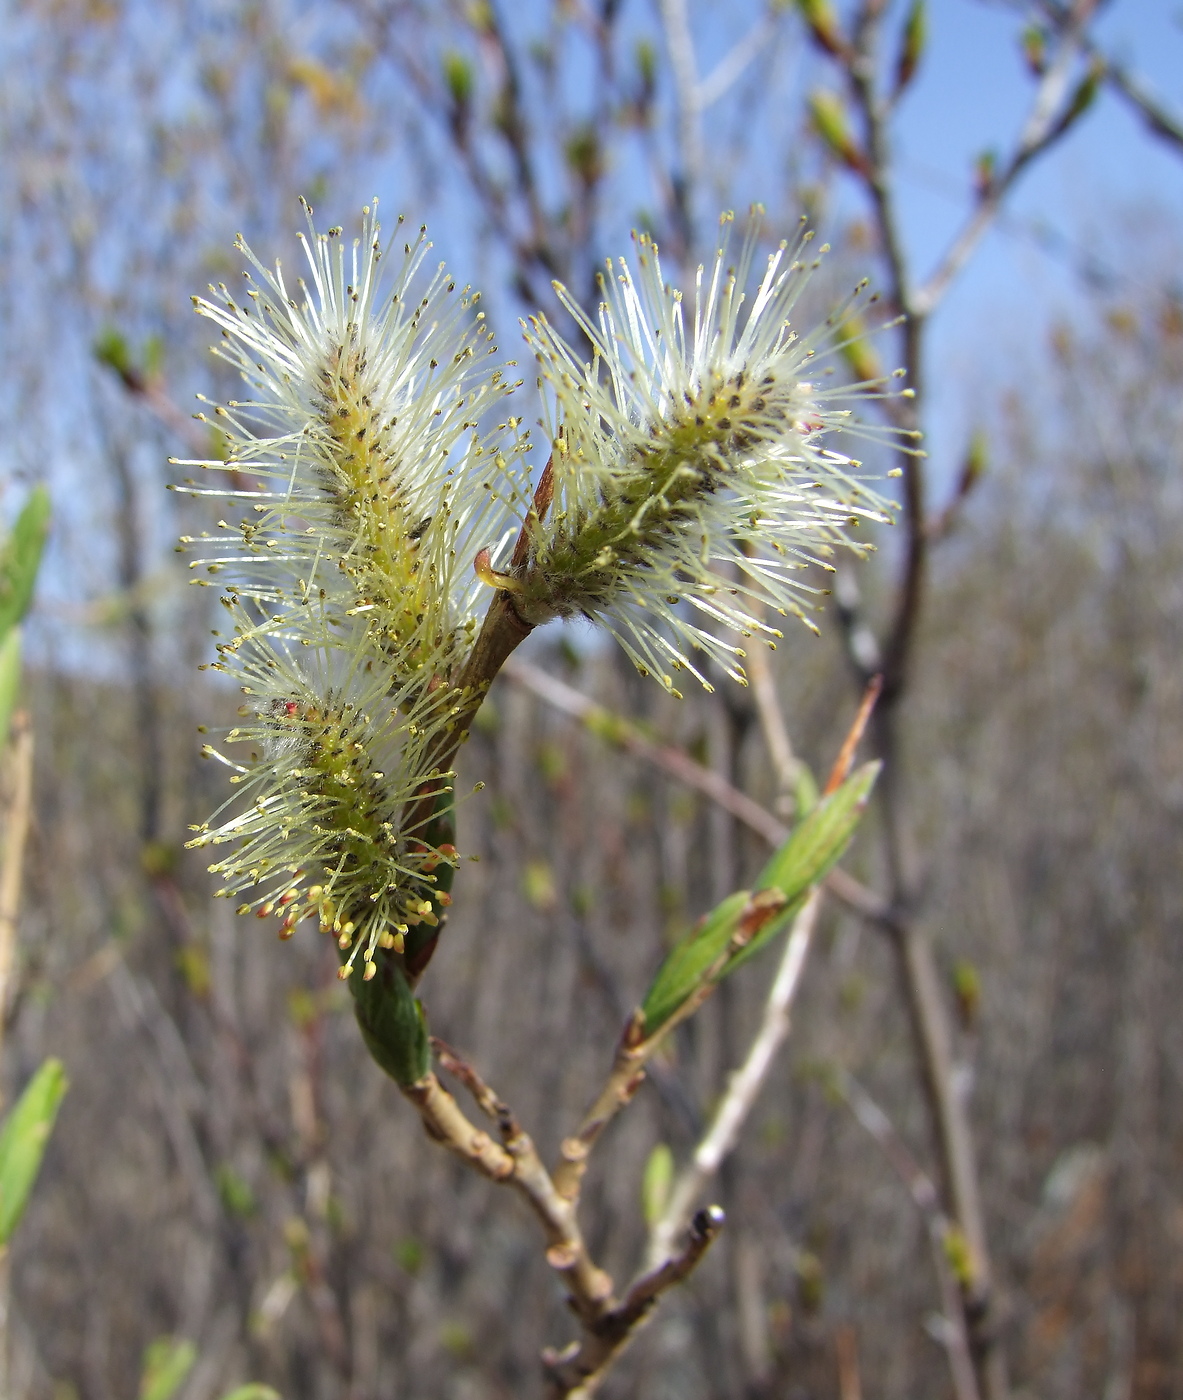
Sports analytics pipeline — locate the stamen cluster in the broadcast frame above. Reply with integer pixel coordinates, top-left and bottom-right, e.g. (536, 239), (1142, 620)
(514, 214), (899, 694)
(178, 203), (902, 973)
(176, 201), (528, 975)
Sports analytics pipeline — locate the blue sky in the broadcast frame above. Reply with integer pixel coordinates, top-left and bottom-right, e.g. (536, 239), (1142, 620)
(889, 0), (1183, 481)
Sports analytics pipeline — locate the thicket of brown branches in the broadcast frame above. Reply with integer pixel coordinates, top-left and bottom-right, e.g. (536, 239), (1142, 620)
(3, 1), (1183, 1396)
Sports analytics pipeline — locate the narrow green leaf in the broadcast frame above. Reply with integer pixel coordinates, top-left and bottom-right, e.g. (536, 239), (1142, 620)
(755, 761), (881, 902)
(139, 1337), (197, 1400)
(894, 0), (926, 92)
(0, 627), (21, 750)
(0, 1056), (67, 1245)
(726, 761), (881, 975)
(0, 486), (51, 640)
(639, 763), (880, 1036)
(218, 1387), (281, 1400)
(794, 762), (820, 819)
(351, 959), (431, 1086)
(641, 889), (750, 1035)
(642, 1143), (674, 1227)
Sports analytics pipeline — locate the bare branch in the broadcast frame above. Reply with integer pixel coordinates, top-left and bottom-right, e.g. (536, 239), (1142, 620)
(834, 1070), (982, 1400)
(744, 637), (806, 808)
(404, 1062), (616, 1323)
(503, 655), (786, 844)
(503, 655), (893, 924)
(543, 1207), (725, 1398)
(657, 0), (703, 254)
(696, 12), (776, 110)
(646, 889), (823, 1268)
(1066, 22), (1183, 154)
(913, 13), (1099, 318)
(407, 1041), (723, 1398)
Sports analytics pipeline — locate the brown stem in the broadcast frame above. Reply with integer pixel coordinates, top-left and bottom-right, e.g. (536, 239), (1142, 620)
(836, 8), (1035, 1395)
(542, 1207), (725, 1399)
(402, 1044), (724, 1397)
(405, 1058), (614, 1323)
(836, 1070), (982, 1400)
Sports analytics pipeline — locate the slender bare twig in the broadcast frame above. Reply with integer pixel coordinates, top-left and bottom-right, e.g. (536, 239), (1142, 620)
(504, 655), (785, 843)
(0, 714), (34, 1074)
(1095, 53), (1183, 153)
(833, 1071), (981, 1400)
(542, 1206), (725, 1399)
(405, 1040), (723, 1397)
(405, 1060), (615, 1321)
(912, 10), (1099, 318)
(657, 0), (703, 257)
(744, 638), (806, 808)
(835, 1324), (863, 1400)
(814, 8), (1111, 1394)
(696, 12), (776, 110)
(503, 656), (893, 924)
(646, 888), (823, 1269)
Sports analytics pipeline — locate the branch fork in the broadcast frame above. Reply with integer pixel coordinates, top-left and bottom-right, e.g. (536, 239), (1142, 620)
(400, 1036), (723, 1394)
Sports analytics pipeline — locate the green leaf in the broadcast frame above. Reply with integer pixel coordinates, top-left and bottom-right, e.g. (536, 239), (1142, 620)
(0, 486), (51, 641)
(727, 760), (881, 973)
(0, 1056), (68, 1245)
(895, 0), (926, 92)
(139, 1338), (197, 1400)
(755, 761), (880, 902)
(639, 763), (880, 1036)
(0, 627), (21, 750)
(218, 1388), (281, 1400)
(641, 889), (750, 1035)
(641, 1143), (674, 1227)
(350, 959), (431, 1087)
(794, 762), (820, 819)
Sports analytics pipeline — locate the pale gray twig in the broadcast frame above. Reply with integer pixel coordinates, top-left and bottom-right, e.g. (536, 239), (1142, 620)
(834, 1070), (982, 1400)
(646, 889), (823, 1269)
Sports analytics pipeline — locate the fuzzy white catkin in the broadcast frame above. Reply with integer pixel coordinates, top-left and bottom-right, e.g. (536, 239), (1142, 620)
(177, 202), (901, 969)
(515, 212), (901, 695)
(176, 201), (529, 975)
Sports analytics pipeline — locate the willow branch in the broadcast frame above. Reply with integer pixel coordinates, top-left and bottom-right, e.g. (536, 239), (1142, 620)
(543, 1207), (725, 1399)
(504, 656), (784, 842)
(744, 636), (806, 806)
(645, 888), (823, 1269)
(408, 1041), (722, 1397)
(696, 12), (776, 110)
(657, 0), (703, 257)
(912, 13), (1098, 318)
(1096, 52), (1183, 153)
(503, 656), (891, 924)
(834, 1071), (981, 1400)
(403, 1058), (615, 1324)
